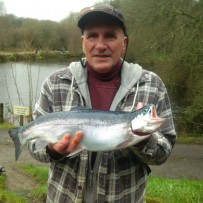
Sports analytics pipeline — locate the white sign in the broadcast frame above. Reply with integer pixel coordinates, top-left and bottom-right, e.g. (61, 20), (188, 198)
(13, 106), (30, 116)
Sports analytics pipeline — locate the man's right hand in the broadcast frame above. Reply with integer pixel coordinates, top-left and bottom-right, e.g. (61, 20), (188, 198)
(47, 131), (83, 155)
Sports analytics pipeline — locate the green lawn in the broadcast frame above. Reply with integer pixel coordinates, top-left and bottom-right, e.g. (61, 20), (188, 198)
(0, 164), (202, 203)
(146, 175), (203, 203)
(0, 176), (27, 203)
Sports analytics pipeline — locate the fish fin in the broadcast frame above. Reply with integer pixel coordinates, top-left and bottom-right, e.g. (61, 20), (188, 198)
(33, 140), (50, 153)
(67, 146), (85, 158)
(8, 128), (23, 161)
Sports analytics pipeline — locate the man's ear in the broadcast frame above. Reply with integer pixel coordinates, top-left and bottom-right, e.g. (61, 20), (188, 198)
(122, 37), (128, 52)
(81, 36), (85, 53)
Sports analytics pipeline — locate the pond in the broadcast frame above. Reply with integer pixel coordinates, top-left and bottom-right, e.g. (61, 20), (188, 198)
(0, 60), (71, 123)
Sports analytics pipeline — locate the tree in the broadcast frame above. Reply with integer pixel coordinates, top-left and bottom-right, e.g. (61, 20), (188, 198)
(60, 12), (81, 55)
(115, 0), (203, 133)
(0, 0), (6, 15)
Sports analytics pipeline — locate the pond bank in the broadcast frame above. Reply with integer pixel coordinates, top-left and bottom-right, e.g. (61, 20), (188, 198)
(0, 51), (79, 63)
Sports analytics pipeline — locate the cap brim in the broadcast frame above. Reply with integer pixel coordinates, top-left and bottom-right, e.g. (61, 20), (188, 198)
(78, 11), (124, 30)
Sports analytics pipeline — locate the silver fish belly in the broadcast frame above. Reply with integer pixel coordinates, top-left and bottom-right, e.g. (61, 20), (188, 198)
(8, 104), (164, 160)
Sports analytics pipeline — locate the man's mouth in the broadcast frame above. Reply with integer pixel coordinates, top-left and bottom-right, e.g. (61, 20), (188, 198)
(94, 54), (110, 58)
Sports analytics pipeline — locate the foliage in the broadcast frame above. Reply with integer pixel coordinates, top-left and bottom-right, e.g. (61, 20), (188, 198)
(177, 134), (203, 144)
(116, 0), (203, 134)
(0, 190), (27, 203)
(146, 175), (203, 203)
(20, 164), (48, 202)
(0, 123), (14, 129)
(0, 0), (6, 15)
(19, 164), (203, 203)
(0, 176), (6, 189)
(20, 164), (48, 184)
(0, 175), (27, 203)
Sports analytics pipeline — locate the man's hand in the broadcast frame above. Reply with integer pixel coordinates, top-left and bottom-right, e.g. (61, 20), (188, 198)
(136, 102), (144, 110)
(47, 131), (83, 155)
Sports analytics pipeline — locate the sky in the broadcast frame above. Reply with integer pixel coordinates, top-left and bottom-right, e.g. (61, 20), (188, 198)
(2, 0), (101, 22)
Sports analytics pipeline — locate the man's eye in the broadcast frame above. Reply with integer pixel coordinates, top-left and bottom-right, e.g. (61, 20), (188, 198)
(105, 32), (117, 39)
(87, 34), (97, 39)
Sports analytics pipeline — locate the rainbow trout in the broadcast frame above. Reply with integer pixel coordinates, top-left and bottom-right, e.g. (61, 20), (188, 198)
(9, 104), (165, 160)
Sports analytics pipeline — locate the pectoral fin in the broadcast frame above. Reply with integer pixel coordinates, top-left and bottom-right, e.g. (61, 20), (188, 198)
(67, 145), (85, 158)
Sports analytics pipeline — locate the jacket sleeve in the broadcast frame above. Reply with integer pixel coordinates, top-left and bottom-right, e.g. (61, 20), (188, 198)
(28, 77), (58, 163)
(132, 131), (176, 165)
(131, 74), (177, 165)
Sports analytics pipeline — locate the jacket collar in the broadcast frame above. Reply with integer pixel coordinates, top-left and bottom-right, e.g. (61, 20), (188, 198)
(59, 59), (143, 110)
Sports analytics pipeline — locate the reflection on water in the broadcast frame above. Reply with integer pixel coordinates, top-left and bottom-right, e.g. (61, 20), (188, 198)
(0, 60), (70, 123)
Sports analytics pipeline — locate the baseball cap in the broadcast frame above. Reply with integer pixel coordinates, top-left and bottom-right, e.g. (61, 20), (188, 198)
(77, 3), (127, 36)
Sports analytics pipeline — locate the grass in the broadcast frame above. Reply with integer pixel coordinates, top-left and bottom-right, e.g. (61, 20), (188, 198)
(177, 134), (203, 145)
(1, 163), (202, 202)
(20, 164), (48, 184)
(146, 176), (203, 203)
(18, 164), (203, 203)
(20, 164), (48, 202)
(0, 123), (15, 129)
(0, 175), (27, 203)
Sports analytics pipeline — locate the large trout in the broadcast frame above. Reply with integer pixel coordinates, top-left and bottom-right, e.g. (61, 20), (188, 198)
(9, 104), (165, 160)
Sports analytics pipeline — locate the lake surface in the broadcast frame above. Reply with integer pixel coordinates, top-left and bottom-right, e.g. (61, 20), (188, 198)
(0, 60), (69, 122)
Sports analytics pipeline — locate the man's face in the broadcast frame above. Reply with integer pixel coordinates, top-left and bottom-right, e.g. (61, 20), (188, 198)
(81, 24), (128, 73)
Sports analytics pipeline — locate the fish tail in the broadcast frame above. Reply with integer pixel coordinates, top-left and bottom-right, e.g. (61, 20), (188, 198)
(8, 128), (23, 161)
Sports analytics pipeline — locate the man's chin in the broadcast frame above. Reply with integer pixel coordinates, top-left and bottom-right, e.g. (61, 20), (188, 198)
(91, 62), (113, 73)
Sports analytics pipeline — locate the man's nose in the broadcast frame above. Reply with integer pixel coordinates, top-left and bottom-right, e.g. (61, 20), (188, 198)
(95, 38), (107, 50)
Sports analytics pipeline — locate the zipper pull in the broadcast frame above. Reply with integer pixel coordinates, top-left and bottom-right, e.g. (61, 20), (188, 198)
(89, 170), (93, 187)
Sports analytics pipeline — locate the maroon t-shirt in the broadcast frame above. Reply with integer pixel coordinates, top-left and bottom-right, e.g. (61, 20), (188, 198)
(87, 62), (122, 111)
(87, 61), (122, 168)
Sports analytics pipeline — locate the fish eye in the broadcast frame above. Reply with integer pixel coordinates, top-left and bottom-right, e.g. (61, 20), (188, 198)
(142, 108), (148, 114)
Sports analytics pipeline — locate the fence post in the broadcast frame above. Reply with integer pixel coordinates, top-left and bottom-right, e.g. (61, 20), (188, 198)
(0, 103), (3, 123)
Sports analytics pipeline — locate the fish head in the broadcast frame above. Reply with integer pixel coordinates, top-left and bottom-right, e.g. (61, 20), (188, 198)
(131, 104), (165, 135)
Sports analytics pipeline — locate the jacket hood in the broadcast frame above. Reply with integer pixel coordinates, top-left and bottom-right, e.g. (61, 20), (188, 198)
(66, 59), (143, 110)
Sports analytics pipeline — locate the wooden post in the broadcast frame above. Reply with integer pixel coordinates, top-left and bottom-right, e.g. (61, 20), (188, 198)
(19, 115), (24, 126)
(0, 103), (3, 123)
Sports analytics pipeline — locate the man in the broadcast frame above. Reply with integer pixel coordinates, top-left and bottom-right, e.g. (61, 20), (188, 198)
(28, 3), (176, 203)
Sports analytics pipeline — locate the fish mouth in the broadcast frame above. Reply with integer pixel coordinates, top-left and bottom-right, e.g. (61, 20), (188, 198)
(146, 117), (166, 128)
(149, 105), (166, 124)
(131, 105), (166, 135)
(131, 117), (166, 136)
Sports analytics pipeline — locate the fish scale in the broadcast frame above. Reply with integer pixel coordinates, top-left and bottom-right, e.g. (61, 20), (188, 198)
(8, 104), (165, 160)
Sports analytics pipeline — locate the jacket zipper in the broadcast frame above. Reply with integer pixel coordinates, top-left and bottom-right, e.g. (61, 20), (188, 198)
(88, 152), (93, 187)
(88, 152), (98, 187)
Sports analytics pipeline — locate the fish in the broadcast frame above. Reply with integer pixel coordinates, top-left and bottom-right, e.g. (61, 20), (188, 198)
(8, 104), (165, 160)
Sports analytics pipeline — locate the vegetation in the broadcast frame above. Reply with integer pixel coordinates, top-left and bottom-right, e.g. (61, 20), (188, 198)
(0, 123), (14, 129)
(0, 175), (27, 203)
(20, 164), (48, 202)
(177, 134), (203, 144)
(0, 0), (203, 135)
(146, 176), (203, 203)
(7, 164), (202, 203)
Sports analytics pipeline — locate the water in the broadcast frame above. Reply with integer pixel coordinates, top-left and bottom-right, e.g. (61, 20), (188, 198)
(0, 60), (70, 122)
